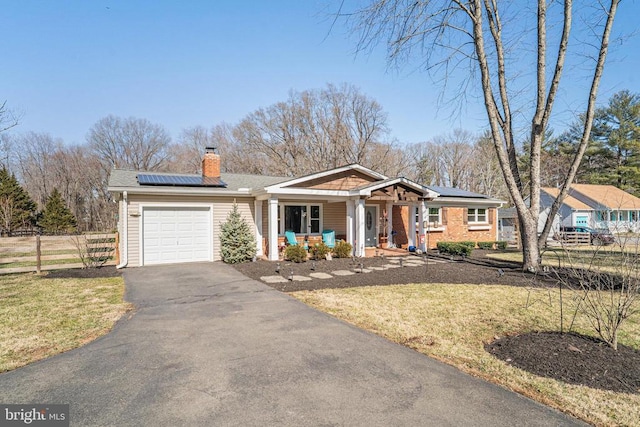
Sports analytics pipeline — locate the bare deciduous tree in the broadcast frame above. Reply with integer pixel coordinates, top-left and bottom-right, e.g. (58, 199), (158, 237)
(346, 0), (621, 270)
(224, 83), (397, 176)
(87, 115), (171, 172)
(0, 101), (20, 134)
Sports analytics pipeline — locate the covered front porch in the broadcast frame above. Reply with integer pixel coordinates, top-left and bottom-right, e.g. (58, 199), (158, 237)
(253, 177), (438, 260)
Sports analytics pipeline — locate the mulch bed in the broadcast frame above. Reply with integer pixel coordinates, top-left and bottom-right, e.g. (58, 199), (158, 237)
(233, 250), (553, 292)
(45, 266), (122, 279)
(486, 332), (640, 393)
(233, 249), (640, 394)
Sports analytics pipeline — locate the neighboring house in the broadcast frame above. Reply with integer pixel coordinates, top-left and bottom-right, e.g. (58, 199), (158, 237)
(497, 207), (518, 244)
(540, 184), (640, 233)
(107, 149), (504, 266)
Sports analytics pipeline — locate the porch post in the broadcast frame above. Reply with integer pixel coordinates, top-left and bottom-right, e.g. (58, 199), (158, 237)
(268, 197), (279, 261)
(418, 200), (426, 251)
(255, 200), (263, 256)
(408, 203), (417, 248)
(356, 199), (366, 257)
(386, 201), (393, 249)
(346, 199), (355, 254)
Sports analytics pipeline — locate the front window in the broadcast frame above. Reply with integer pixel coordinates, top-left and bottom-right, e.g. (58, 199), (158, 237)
(283, 204), (321, 234)
(416, 206), (442, 226)
(468, 208), (487, 223)
(428, 207), (441, 226)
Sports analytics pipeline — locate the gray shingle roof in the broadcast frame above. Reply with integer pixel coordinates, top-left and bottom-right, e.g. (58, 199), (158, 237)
(426, 185), (491, 199)
(108, 169), (289, 192)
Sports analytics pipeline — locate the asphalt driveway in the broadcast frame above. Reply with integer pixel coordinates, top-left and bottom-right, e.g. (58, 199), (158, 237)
(0, 263), (584, 426)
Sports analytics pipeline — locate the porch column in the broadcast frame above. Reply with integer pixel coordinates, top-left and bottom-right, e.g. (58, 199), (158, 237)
(255, 200), (263, 256)
(418, 200), (426, 251)
(356, 199), (366, 257)
(408, 203), (417, 248)
(346, 199), (355, 254)
(268, 197), (279, 261)
(386, 201), (393, 248)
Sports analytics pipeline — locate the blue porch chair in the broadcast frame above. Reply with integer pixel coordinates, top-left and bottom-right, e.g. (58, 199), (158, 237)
(322, 229), (336, 248)
(285, 230), (298, 246)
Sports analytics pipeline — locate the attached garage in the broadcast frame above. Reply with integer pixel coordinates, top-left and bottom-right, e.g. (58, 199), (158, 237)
(141, 206), (212, 265)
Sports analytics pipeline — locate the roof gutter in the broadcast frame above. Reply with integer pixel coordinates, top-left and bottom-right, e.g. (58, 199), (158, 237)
(116, 191), (128, 269)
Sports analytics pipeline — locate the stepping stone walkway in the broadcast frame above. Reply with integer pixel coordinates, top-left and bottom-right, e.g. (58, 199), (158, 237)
(261, 275), (289, 283)
(259, 256), (453, 284)
(309, 272), (333, 279)
(332, 270), (355, 276)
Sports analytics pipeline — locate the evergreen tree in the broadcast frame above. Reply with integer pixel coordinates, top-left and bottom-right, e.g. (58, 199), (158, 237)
(38, 188), (77, 234)
(219, 204), (256, 264)
(0, 167), (36, 235)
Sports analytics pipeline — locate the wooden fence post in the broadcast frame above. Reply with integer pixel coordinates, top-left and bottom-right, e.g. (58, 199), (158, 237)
(36, 235), (41, 274)
(115, 232), (120, 265)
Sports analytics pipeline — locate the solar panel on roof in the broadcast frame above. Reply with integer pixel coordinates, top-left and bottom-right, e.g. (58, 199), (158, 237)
(427, 185), (487, 198)
(137, 174), (227, 188)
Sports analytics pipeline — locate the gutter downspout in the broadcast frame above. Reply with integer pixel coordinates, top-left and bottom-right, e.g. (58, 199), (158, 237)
(116, 191), (128, 269)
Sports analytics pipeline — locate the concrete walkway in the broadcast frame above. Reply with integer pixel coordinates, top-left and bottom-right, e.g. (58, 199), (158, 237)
(0, 263), (584, 426)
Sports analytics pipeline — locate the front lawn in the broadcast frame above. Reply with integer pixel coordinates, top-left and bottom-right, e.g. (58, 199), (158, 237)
(292, 283), (640, 426)
(0, 271), (132, 372)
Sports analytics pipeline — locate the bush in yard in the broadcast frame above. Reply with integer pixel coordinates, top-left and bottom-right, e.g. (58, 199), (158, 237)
(459, 241), (476, 249)
(332, 240), (353, 258)
(477, 241), (495, 250)
(310, 242), (331, 260)
(496, 241), (508, 250)
(219, 204), (256, 264)
(437, 242), (473, 257)
(285, 244), (307, 263)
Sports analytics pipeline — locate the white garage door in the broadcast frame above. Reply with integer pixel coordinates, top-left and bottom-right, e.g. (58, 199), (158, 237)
(142, 206), (212, 265)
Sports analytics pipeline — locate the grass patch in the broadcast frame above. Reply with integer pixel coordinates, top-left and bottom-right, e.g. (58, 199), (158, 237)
(0, 272), (132, 372)
(489, 247), (640, 272)
(0, 258), (87, 269)
(291, 284), (640, 426)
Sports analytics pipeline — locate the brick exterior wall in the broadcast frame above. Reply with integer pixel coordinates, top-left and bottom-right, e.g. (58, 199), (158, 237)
(392, 205), (409, 247)
(394, 205), (497, 249)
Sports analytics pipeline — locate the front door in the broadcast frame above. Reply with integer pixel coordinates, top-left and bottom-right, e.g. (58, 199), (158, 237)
(365, 206), (377, 247)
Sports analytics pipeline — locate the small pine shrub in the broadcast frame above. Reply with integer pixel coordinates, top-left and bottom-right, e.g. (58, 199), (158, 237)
(219, 204), (256, 264)
(437, 241), (473, 257)
(285, 244), (308, 263)
(332, 240), (352, 258)
(496, 241), (508, 250)
(477, 241), (494, 250)
(310, 242), (331, 260)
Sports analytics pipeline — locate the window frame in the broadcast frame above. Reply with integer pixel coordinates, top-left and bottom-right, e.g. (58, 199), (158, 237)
(280, 203), (322, 235)
(467, 207), (488, 224)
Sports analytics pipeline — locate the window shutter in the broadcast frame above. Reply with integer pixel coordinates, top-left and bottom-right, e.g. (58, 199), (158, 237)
(463, 208), (468, 225)
(442, 208), (448, 225)
(489, 209), (495, 224)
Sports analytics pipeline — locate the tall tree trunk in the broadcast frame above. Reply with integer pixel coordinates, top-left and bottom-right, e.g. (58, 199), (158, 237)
(519, 214), (541, 270)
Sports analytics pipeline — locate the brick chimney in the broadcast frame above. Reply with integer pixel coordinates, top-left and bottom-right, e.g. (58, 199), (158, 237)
(202, 147), (221, 178)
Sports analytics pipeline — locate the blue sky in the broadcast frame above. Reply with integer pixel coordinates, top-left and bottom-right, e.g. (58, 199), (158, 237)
(2, 1), (639, 147)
